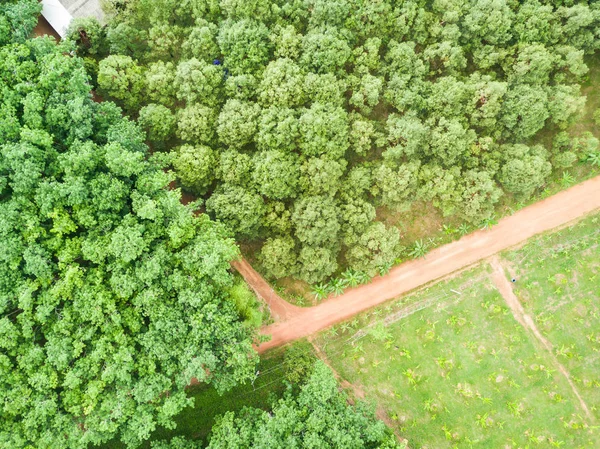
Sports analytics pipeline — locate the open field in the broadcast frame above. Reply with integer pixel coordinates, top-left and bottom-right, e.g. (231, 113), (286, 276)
(503, 215), (600, 422)
(313, 212), (600, 449)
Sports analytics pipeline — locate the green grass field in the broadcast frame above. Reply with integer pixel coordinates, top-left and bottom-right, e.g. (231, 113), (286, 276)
(504, 214), (600, 423)
(315, 213), (600, 449)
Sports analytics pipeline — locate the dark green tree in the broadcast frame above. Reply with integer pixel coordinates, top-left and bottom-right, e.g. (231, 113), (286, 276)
(252, 150), (300, 200)
(498, 144), (552, 200)
(217, 99), (261, 148)
(206, 185), (266, 239)
(138, 103), (176, 142)
(173, 144), (216, 195)
(298, 103), (349, 159)
(259, 236), (298, 279)
(292, 195), (341, 247)
(0, 0), (40, 44)
(217, 19), (271, 74)
(97, 55), (145, 110)
(346, 222), (400, 277)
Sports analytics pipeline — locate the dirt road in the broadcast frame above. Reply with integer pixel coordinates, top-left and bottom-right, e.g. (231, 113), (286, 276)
(253, 175), (600, 352)
(232, 258), (302, 321)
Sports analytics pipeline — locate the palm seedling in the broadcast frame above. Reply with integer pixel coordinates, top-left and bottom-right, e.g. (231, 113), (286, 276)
(442, 224), (456, 235)
(560, 171), (574, 188)
(409, 239), (428, 259)
(480, 215), (498, 230)
(357, 271), (371, 284)
(311, 283), (328, 301)
(587, 151), (600, 167)
(378, 261), (393, 276)
(329, 278), (348, 296)
(341, 269), (361, 287)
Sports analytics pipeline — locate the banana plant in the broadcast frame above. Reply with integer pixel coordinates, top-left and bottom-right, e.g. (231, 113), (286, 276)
(409, 239), (428, 258)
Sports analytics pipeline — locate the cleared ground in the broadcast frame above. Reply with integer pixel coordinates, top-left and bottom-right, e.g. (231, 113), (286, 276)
(313, 212), (600, 449)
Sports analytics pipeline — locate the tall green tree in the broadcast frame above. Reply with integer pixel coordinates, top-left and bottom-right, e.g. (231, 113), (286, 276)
(176, 104), (217, 144)
(0, 0), (40, 44)
(498, 144), (552, 200)
(138, 103), (176, 142)
(0, 33), (258, 449)
(258, 58), (306, 107)
(256, 106), (300, 152)
(217, 99), (261, 148)
(298, 103), (349, 159)
(97, 55), (145, 110)
(206, 185), (266, 238)
(300, 28), (352, 74)
(206, 362), (403, 448)
(174, 58), (223, 106)
(259, 236), (298, 279)
(292, 195), (341, 247)
(173, 144), (216, 194)
(346, 222), (400, 277)
(252, 150), (300, 200)
(217, 19), (272, 74)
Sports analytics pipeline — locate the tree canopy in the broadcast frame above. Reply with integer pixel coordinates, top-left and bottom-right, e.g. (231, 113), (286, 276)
(207, 362), (402, 448)
(150, 362), (404, 449)
(77, 0), (600, 284)
(0, 22), (259, 449)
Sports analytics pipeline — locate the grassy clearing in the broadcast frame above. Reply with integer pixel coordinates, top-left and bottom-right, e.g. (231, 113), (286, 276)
(503, 212), (600, 422)
(100, 348), (293, 449)
(315, 250), (600, 448)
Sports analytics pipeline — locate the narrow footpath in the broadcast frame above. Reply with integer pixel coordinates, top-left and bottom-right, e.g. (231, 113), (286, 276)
(490, 256), (593, 421)
(238, 175), (600, 352)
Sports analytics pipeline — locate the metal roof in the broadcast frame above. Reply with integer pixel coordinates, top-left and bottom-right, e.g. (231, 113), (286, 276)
(59, 0), (104, 22)
(40, 0), (104, 38)
(41, 0), (73, 37)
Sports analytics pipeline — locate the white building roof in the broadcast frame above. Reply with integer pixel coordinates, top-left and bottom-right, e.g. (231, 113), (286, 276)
(41, 0), (73, 37)
(40, 0), (104, 38)
(60, 0), (104, 22)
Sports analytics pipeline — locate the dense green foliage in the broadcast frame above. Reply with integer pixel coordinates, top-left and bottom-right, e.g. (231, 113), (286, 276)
(150, 362), (402, 449)
(100, 350), (292, 448)
(79, 0), (600, 284)
(0, 0), (40, 44)
(0, 23), (259, 449)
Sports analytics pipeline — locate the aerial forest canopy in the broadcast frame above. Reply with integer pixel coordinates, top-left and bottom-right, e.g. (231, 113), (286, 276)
(0, 4), (260, 448)
(150, 362), (403, 449)
(80, 0), (600, 284)
(205, 362), (401, 449)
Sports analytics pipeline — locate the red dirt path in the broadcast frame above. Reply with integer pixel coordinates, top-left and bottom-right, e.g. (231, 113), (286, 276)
(232, 258), (302, 321)
(252, 175), (600, 353)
